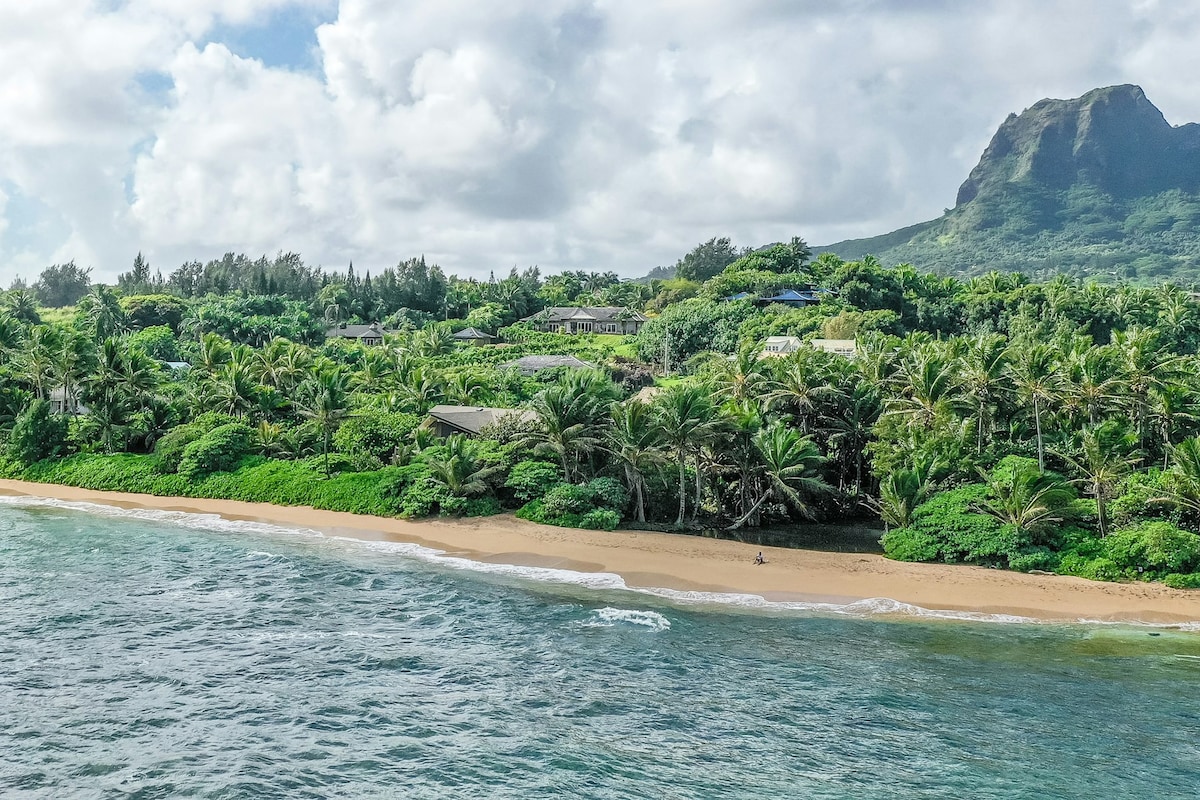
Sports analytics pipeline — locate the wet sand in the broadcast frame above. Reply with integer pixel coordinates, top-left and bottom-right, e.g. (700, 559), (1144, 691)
(3, 478), (1200, 625)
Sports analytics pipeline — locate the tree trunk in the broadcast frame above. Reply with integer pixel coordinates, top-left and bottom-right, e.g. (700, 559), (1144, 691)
(727, 488), (773, 531)
(1033, 395), (1044, 471)
(324, 428), (331, 478)
(1096, 480), (1108, 539)
(675, 454), (687, 526)
(691, 452), (703, 523)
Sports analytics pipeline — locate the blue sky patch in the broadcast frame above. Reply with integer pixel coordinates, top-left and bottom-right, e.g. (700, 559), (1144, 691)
(203, 4), (338, 72)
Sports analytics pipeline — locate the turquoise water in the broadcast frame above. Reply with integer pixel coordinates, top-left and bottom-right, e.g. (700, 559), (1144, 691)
(2, 500), (1199, 799)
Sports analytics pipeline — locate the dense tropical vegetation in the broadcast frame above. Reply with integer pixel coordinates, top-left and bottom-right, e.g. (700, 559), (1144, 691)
(6, 240), (1200, 588)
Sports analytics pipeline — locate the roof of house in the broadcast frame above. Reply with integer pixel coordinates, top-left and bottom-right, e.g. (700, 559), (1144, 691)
(426, 405), (538, 435)
(763, 336), (803, 345)
(326, 322), (388, 339)
(810, 338), (856, 348)
(722, 292), (754, 301)
(522, 306), (648, 323)
(761, 289), (818, 303)
(452, 327), (495, 340)
(501, 354), (596, 373)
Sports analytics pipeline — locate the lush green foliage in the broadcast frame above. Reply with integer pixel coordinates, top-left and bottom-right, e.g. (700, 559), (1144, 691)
(9, 236), (1200, 588)
(6, 400), (68, 466)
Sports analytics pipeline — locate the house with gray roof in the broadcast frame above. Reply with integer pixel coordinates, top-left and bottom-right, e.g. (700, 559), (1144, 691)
(425, 405), (538, 438)
(501, 354), (596, 376)
(522, 307), (647, 335)
(452, 327), (496, 346)
(325, 322), (389, 346)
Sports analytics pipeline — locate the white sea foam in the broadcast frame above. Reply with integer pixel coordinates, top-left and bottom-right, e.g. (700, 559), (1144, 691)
(3, 493), (1197, 630)
(581, 607), (672, 631)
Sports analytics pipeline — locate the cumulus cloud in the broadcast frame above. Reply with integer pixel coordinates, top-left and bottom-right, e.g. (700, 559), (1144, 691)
(2, 0), (1200, 282)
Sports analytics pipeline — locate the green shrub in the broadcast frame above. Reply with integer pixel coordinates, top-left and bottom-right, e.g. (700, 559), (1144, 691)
(7, 400), (68, 466)
(542, 483), (596, 518)
(882, 484), (1012, 564)
(503, 460), (563, 504)
(1060, 556), (1126, 582)
(580, 509), (621, 531)
(155, 413), (239, 474)
(333, 411), (420, 463)
(1104, 521), (1200, 577)
(1008, 546), (1060, 572)
(586, 477), (628, 511)
(881, 526), (941, 562)
(178, 423), (254, 482)
(1163, 573), (1200, 590)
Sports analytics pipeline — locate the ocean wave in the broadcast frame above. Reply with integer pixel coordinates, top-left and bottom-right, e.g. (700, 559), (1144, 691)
(2, 493), (1196, 630)
(580, 607), (672, 631)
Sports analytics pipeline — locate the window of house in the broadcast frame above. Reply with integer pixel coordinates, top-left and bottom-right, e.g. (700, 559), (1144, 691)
(605, 323), (619, 333)
(577, 322), (593, 332)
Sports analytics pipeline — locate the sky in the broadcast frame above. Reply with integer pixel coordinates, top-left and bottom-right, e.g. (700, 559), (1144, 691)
(3, 0), (1200, 284)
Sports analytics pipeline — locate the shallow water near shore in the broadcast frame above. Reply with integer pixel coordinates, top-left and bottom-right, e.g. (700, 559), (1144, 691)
(2, 502), (1199, 798)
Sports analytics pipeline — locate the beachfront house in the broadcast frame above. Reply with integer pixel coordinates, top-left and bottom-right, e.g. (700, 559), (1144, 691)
(759, 337), (857, 359)
(452, 327), (496, 346)
(325, 322), (389, 346)
(49, 387), (88, 416)
(522, 307), (647, 335)
(425, 405), (538, 438)
(810, 338), (857, 357)
(759, 336), (804, 357)
(501, 354), (596, 376)
(755, 289), (820, 308)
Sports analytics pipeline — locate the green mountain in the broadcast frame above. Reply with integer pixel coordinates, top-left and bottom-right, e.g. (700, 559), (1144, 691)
(819, 85), (1200, 281)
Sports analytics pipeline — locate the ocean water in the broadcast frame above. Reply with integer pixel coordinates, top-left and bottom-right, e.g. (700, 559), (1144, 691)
(1, 499), (1199, 799)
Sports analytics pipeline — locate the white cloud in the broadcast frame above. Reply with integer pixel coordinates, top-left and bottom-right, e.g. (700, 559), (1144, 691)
(4, 0), (1200, 282)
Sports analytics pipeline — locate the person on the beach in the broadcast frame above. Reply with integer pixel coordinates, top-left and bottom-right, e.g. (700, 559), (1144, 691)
(754, 552), (765, 565)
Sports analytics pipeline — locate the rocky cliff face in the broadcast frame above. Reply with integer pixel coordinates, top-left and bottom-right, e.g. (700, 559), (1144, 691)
(954, 85), (1200, 206)
(819, 86), (1200, 280)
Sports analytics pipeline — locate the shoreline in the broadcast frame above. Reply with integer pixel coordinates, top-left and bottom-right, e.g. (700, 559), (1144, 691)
(3, 479), (1200, 626)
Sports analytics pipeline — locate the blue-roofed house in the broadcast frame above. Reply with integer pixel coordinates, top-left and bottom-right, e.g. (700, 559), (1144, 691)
(756, 289), (819, 308)
(722, 292), (754, 302)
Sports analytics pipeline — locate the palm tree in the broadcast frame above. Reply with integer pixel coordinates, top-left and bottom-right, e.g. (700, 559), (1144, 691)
(524, 384), (607, 482)
(868, 460), (939, 532)
(766, 350), (832, 433)
(1112, 326), (1183, 449)
(1062, 344), (1124, 427)
(1007, 343), (1062, 471)
(1056, 426), (1134, 538)
(2, 289), (41, 325)
(296, 368), (352, 477)
(1148, 384), (1197, 470)
(976, 459), (1074, 538)
(78, 286), (127, 341)
(21, 325), (60, 400)
(956, 333), (1010, 454)
(51, 328), (92, 417)
(444, 370), (489, 406)
(424, 435), (504, 496)
(653, 383), (724, 525)
(884, 346), (961, 430)
(1155, 437), (1200, 519)
(605, 400), (668, 522)
(0, 312), (23, 364)
(727, 423), (829, 530)
(412, 325), (453, 357)
(822, 379), (882, 493)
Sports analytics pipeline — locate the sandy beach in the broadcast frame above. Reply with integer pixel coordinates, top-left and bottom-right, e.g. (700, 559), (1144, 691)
(3, 478), (1200, 625)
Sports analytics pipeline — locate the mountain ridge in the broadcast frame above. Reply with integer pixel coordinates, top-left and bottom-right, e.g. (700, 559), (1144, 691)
(819, 85), (1200, 281)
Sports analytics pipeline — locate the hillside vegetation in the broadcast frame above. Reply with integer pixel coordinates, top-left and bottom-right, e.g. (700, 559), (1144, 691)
(7, 241), (1200, 589)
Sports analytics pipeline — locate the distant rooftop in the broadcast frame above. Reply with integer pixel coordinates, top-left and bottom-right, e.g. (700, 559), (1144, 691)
(501, 354), (596, 375)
